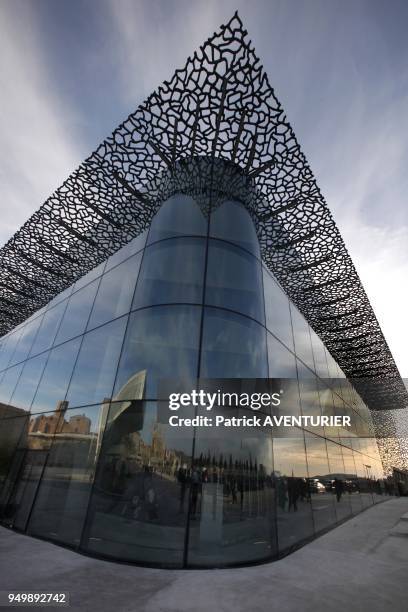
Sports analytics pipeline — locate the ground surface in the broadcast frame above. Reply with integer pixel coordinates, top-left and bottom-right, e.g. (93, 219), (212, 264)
(1, 497), (408, 612)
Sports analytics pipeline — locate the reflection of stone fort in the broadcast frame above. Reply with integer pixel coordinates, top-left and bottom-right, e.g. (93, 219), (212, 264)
(29, 402), (91, 436)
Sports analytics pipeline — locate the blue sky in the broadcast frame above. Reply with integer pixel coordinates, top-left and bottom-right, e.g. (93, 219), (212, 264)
(0, 0), (407, 375)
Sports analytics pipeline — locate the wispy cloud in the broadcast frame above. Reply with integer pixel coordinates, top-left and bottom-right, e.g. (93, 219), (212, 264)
(105, 0), (226, 105)
(0, 1), (84, 245)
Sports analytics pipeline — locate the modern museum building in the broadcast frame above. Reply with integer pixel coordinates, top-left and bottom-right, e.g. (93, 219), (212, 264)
(0, 15), (406, 568)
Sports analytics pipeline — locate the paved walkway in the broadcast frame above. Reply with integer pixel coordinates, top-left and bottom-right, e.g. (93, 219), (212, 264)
(1, 498), (408, 612)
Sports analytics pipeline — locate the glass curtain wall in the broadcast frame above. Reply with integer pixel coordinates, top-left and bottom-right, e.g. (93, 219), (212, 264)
(0, 187), (388, 568)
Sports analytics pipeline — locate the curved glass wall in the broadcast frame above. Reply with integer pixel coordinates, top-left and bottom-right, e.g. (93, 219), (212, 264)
(0, 189), (389, 568)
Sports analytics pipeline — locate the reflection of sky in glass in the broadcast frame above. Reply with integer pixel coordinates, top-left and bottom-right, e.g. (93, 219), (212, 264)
(201, 308), (267, 378)
(105, 230), (148, 272)
(10, 317), (42, 366)
(88, 253), (141, 329)
(148, 194), (207, 244)
(9, 353), (48, 412)
(0, 363), (23, 405)
(263, 269), (294, 351)
(290, 304), (314, 370)
(195, 430), (273, 470)
(206, 241), (264, 323)
(2, 327), (24, 368)
(30, 300), (67, 356)
(310, 329), (329, 378)
(73, 260), (105, 292)
(55, 280), (99, 345)
(31, 338), (81, 413)
(267, 333), (297, 377)
(67, 316), (127, 407)
(273, 438), (308, 477)
(133, 238), (205, 309)
(114, 305), (201, 399)
(305, 434), (330, 477)
(210, 200), (260, 257)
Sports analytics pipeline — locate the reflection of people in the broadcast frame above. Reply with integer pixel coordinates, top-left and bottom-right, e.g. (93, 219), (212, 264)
(334, 478), (344, 502)
(237, 473), (244, 513)
(146, 486), (158, 520)
(190, 468), (201, 518)
(397, 481), (404, 497)
(229, 474), (237, 504)
(177, 465), (188, 513)
(277, 478), (287, 511)
(299, 478), (310, 502)
(287, 477), (300, 512)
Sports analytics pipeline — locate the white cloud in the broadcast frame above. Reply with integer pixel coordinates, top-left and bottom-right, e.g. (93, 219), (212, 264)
(339, 222), (408, 377)
(105, 0), (226, 105)
(0, 1), (84, 245)
(314, 88), (408, 377)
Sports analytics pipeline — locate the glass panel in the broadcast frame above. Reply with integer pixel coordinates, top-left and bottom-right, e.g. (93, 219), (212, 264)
(0, 416), (28, 490)
(88, 253), (142, 330)
(297, 362), (325, 437)
(1, 329), (24, 369)
(7, 450), (49, 531)
(114, 306), (201, 400)
(200, 308), (268, 378)
(325, 348), (339, 379)
(29, 301), (67, 356)
(55, 281), (99, 345)
(105, 230), (148, 272)
(9, 317), (42, 366)
(290, 305), (314, 371)
(187, 407), (276, 566)
(263, 270), (294, 350)
(206, 241), (264, 324)
(353, 450), (374, 509)
(318, 383), (340, 443)
(83, 400), (194, 567)
(304, 433), (337, 532)
(210, 199), (260, 257)
(267, 333), (297, 377)
(8, 354), (49, 415)
(273, 434), (314, 552)
(1, 411), (62, 530)
(28, 405), (102, 546)
(30, 338), (81, 414)
(133, 238), (205, 309)
(336, 400), (354, 443)
(0, 364), (24, 411)
(0, 333), (15, 371)
(325, 440), (352, 520)
(45, 284), (73, 310)
(73, 261), (105, 291)
(330, 391), (345, 443)
(341, 447), (362, 514)
(147, 194), (207, 244)
(66, 317), (128, 408)
(309, 328), (329, 379)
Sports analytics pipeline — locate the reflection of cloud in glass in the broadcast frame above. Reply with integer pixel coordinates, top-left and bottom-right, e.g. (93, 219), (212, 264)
(114, 306), (201, 399)
(273, 438), (308, 477)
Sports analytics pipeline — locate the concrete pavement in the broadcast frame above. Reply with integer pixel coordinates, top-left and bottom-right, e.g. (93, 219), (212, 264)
(1, 497), (408, 612)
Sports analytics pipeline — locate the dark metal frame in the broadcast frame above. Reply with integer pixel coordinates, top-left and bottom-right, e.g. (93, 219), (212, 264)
(0, 12), (406, 410)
